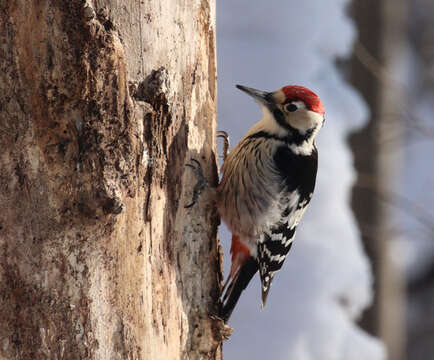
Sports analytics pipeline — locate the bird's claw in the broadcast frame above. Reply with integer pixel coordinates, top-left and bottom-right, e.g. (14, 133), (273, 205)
(184, 159), (209, 208)
(217, 130), (230, 162)
(209, 314), (233, 339)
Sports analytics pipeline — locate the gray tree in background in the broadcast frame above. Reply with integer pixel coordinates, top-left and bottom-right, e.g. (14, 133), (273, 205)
(348, 0), (434, 359)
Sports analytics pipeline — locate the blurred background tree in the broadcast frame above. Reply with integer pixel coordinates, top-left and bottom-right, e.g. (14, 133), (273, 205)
(347, 0), (434, 359)
(218, 0), (433, 359)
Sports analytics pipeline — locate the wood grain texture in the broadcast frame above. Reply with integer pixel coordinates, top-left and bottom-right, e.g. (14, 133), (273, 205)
(0, 1), (222, 358)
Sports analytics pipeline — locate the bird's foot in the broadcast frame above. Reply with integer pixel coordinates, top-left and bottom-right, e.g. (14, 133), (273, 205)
(209, 314), (233, 340)
(184, 159), (209, 208)
(217, 130), (230, 162)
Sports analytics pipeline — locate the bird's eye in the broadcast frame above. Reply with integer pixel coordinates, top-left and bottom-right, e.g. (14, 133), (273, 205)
(286, 103), (298, 112)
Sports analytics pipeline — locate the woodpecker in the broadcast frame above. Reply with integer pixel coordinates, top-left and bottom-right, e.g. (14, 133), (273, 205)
(186, 84), (325, 322)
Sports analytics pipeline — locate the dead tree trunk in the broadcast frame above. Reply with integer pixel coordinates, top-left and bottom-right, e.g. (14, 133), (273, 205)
(0, 1), (222, 359)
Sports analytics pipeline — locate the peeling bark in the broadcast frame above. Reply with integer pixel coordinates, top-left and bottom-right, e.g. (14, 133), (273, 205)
(0, 1), (222, 359)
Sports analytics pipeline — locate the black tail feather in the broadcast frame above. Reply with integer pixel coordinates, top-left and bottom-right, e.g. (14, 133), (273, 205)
(260, 273), (275, 308)
(220, 257), (259, 322)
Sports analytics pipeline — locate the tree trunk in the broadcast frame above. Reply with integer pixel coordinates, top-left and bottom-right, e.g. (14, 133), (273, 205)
(0, 1), (223, 359)
(348, 0), (407, 358)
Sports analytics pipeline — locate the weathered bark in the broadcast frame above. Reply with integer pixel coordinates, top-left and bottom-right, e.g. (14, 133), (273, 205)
(0, 1), (222, 359)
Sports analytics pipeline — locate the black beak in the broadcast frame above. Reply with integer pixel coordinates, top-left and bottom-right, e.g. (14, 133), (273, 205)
(236, 85), (272, 105)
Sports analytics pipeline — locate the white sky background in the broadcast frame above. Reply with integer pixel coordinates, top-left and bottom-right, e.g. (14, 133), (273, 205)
(217, 1), (386, 359)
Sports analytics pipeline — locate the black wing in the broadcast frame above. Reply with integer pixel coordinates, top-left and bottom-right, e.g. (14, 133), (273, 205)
(258, 145), (318, 305)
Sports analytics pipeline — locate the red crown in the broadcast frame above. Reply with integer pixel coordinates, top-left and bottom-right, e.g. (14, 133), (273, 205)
(282, 85), (324, 115)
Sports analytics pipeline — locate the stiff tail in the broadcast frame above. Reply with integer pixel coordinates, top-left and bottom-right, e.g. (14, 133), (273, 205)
(220, 257), (259, 322)
(259, 271), (275, 308)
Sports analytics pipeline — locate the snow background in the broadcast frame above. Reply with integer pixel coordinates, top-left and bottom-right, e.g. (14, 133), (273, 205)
(217, 1), (386, 359)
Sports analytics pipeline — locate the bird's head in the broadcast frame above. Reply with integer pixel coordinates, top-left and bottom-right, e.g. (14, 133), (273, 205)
(237, 84), (325, 145)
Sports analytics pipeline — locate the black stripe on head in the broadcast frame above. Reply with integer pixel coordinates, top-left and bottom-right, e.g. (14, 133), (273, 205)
(250, 104), (314, 146)
(271, 107), (290, 131)
(272, 105), (314, 145)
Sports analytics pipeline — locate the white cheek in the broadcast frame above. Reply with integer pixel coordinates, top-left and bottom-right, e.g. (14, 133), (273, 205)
(287, 110), (323, 133)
